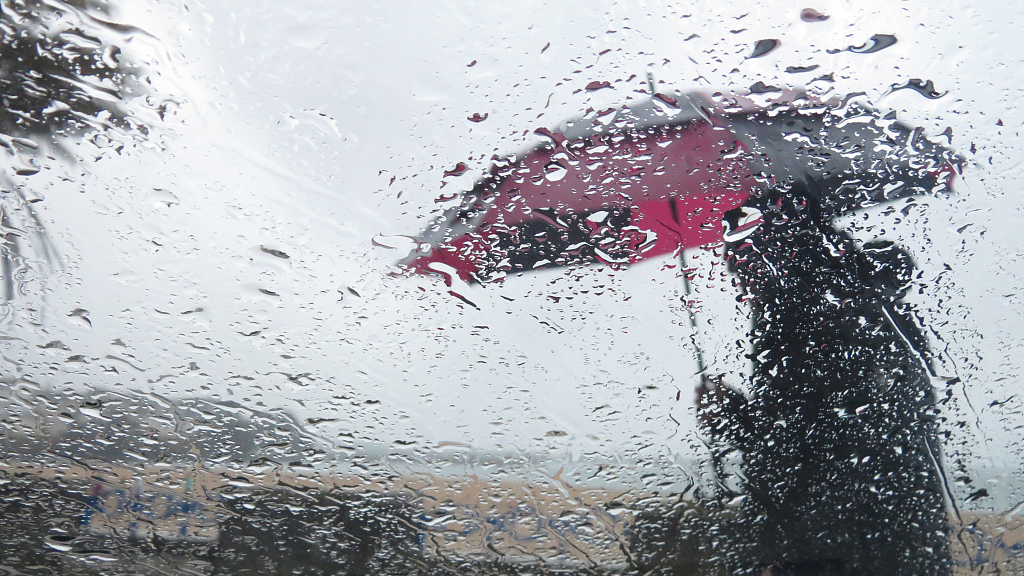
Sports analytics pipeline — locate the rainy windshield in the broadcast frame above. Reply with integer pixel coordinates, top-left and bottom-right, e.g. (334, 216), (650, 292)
(2, 0), (1022, 575)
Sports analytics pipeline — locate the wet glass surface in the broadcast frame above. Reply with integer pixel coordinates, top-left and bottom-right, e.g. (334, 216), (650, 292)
(2, 0), (1023, 574)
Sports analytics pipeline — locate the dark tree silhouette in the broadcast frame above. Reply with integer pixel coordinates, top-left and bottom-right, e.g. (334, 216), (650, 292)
(0, 0), (151, 302)
(0, 0), (147, 146)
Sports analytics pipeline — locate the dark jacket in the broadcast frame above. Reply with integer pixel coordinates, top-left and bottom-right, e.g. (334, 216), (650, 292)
(708, 184), (952, 576)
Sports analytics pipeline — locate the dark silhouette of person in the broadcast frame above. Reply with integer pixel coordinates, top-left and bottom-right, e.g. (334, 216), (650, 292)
(698, 178), (954, 574)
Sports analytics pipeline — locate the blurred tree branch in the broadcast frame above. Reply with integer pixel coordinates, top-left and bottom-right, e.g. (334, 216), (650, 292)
(0, 0), (156, 304)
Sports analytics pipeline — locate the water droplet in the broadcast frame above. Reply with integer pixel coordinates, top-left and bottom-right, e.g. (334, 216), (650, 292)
(784, 64), (820, 74)
(68, 308), (92, 328)
(748, 39), (780, 58)
(444, 162), (469, 177)
(827, 34), (898, 54)
(749, 81), (782, 94)
(544, 161), (568, 181)
(890, 78), (947, 99)
(37, 340), (71, 350)
(722, 207), (763, 243)
(260, 245), (290, 259)
(800, 8), (830, 21)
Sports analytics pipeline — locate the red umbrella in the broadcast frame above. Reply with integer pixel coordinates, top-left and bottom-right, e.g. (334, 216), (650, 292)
(402, 91), (958, 283)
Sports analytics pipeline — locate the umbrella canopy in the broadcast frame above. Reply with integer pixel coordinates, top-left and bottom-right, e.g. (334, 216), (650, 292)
(403, 92), (960, 282)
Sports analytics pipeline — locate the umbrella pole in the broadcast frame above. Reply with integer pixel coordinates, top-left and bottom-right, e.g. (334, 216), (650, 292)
(679, 248), (707, 376)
